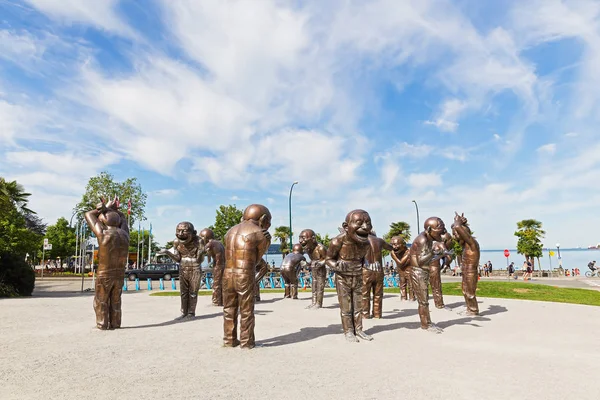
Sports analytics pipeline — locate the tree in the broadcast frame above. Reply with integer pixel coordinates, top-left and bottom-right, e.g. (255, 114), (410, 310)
(74, 172), (147, 225)
(274, 226), (291, 258)
(382, 221), (411, 257)
(44, 217), (76, 262)
(0, 178), (34, 215)
(209, 204), (243, 241)
(128, 228), (161, 263)
(514, 219), (545, 270)
(0, 177), (44, 258)
(315, 233), (332, 248)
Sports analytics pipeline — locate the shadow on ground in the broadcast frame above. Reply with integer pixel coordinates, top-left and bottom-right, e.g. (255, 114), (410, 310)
(123, 312), (224, 329)
(258, 324), (343, 347)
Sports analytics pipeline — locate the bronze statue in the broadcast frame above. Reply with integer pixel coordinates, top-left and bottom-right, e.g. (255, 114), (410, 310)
(326, 209), (373, 342)
(362, 231), (393, 319)
(199, 228), (225, 307)
(84, 196), (129, 330)
(222, 204), (272, 349)
(158, 222), (205, 320)
(429, 232), (453, 309)
(452, 212), (480, 315)
(389, 236), (415, 301)
(280, 243), (307, 299)
(298, 229), (328, 309)
(409, 217), (450, 333)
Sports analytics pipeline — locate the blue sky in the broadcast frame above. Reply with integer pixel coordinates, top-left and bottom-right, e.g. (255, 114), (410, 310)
(1, 0), (599, 249)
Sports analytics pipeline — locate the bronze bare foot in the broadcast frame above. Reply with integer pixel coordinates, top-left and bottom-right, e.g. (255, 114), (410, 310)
(425, 324), (443, 334)
(344, 332), (359, 343)
(356, 331), (373, 341)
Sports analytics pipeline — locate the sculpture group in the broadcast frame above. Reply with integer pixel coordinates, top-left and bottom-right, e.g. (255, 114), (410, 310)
(89, 200), (481, 346)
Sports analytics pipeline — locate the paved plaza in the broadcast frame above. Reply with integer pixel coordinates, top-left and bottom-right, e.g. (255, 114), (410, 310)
(1, 281), (599, 400)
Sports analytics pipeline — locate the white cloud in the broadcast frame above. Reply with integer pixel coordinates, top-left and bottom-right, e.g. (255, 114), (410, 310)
(23, 0), (136, 38)
(565, 132), (579, 137)
(230, 195), (240, 201)
(494, 133), (501, 140)
(151, 189), (179, 197)
(407, 172), (442, 188)
(425, 99), (468, 132)
(537, 143), (557, 155)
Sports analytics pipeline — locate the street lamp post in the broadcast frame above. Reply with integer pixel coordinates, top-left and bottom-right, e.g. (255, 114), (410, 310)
(288, 181), (299, 252)
(556, 243), (562, 269)
(411, 200), (420, 237)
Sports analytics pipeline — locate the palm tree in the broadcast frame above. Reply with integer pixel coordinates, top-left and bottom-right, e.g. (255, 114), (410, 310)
(384, 221), (411, 243)
(274, 226), (291, 258)
(0, 178), (34, 215)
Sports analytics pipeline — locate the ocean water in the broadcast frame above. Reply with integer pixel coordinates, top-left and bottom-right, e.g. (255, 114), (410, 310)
(264, 248), (599, 272)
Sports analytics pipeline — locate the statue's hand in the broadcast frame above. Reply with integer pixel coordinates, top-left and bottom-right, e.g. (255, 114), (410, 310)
(157, 249), (169, 255)
(262, 229), (271, 243)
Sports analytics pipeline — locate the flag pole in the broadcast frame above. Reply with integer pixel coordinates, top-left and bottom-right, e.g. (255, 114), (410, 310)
(136, 222), (140, 269)
(147, 223), (152, 264)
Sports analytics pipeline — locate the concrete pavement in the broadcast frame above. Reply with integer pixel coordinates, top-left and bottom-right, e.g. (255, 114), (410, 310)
(1, 281), (599, 399)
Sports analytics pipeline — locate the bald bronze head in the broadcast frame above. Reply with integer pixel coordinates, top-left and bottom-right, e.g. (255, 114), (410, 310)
(424, 217), (446, 242)
(242, 204), (272, 230)
(176, 221), (197, 244)
(199, 228), (215, 244)
(292, 243), (303, 254)
(343, 209), (372, 244)
(390, 235), (407, 253)
(299, 229), (316, 249)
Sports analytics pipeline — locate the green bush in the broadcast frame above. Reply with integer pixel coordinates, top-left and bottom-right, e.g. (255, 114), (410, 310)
(0, 252), (36, 296)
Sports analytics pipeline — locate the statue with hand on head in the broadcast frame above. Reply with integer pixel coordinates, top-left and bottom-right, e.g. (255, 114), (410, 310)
(280, 243), (307, 299)
(452, 212), (480, 316)
(222, 204), (272, 349)
(158, 221), (205, 320)
(84, 195), (129, 330)
(298, 229), (328, 309)
(326, 209), (374, 343)
(199, 228), (225, 307)
(429, 231), (454, 309)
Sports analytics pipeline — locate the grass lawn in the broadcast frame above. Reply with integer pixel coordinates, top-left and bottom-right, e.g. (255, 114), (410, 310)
(149, 281), (600, 306)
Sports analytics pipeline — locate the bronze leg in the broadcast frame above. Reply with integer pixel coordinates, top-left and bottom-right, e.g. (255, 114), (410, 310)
(361, 269), (374, 318)
(373, 271), (384, 318)
(186, 268), (201, 316)
(290, 271), (298, 299)
(410, 267), (432, 329)
(222, 271), (239, 347)
(429, 263), (445, 308)
(352, 275), (364, 332)
(335, 273), (353, 334)
(254, 277), (261, 302)
(462, 266), (479, 315)
(238, 273), (256, 349)
(108, 276), (124, 329)
(179, 269), (190, 316)
(314, 266), (326, 307)
(399, 270), (408, 300)
(407, 270), (416, 301)
(212, 263), (224, 306)
(94, 276), (109, 330)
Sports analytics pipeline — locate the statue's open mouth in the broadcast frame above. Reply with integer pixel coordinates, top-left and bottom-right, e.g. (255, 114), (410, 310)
(354, 229), (369, 243)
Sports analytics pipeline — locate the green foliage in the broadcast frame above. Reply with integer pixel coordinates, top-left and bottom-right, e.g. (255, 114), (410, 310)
(383, 221), (411, 243)
(0, 178), (44, 258)
(274, 226), (291, 256)
(129, 228), (161, 256)
(450, 238), (463, 265)
(514, 219), (545, 268)
(382, 221), (411, 257)
(74, 172), (147, 225)
(44, 217), (76, 261)
(0, 251), (36, 296)
(315, 233), (331, 248)
(208, 204), (243, 241)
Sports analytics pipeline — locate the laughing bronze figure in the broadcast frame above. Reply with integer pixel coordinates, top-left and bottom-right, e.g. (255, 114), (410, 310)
(280, 243), (307, 299)
(429, 232), (453, 309)
(452, 212), (480, 316)
(326, 209), (374, 343)
(84, 196), (129, 330)
(158, 222), (205, 320)
(222, 204), (272, 349)
(199, 228), (225, 307)
(299, 229), (328, 309)
(362, 231), (393, 319)
(389, 236), (415, 301)
(409, 217), (449, 333)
